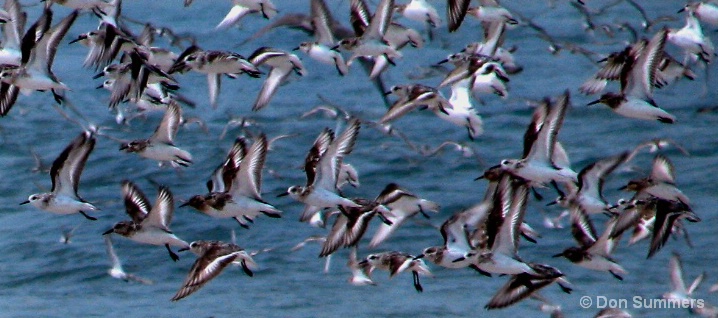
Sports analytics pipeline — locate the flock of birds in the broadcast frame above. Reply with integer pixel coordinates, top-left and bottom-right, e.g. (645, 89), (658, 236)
(3, 0), (718, 315)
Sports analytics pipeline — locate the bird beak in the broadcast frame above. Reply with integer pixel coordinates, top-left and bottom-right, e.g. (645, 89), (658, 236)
(276, 191), (289, 197)
(119, 143), (129, 151)
(414, 254), (424, 260)
(451, 256), (466, 263)
(436, 58), (449, 65)
(587, 99), (601, 106)
(292, 46), (300, 51)
(168, 64), (181, 74)
(95, 84), (104, 89)
(178, 247), (190, 252)
(178, 201), (190, 208)
(552, 252), (564, 258)
(617, 185), (628, 191)
(19, 200), (30, 205)
(474, 175), (485, 181)
(102, 228), (114, 235)
(546, 200), (558, 206)
(677, 7), (685, 13)
(68, 37), (82, 45)
(330, 44), (340, 51)
(92, 72), (104, 79)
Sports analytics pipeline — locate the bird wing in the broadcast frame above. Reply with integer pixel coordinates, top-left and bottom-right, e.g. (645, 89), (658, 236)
(143, 185), (174, 230)
(51, 131), (95, 198)
(149, 102), (181, 144)
(316, 119), (360, 191)
(122, 180), (151, 224)
(231, 134), (267, 199)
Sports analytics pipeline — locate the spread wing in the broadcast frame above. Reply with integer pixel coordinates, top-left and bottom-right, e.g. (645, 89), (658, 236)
(149, 102), (181, 144)
(304, 128), (334, 186)
(171, 246), (240, 301)
(122, 180), (151, 223)
(50, 131), (95, 198)
(316, 119), (360, 191)
(650, 154), (675, 184)
(231, 134), (267, 199)
(143, 185), (174, 231)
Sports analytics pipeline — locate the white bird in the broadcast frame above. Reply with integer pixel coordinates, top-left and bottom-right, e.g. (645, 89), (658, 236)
(668, 10), (714, 64)
(681, 1), (718, 26)
(103, 235), (154, 285)
(281, 119), (362, 219)
(500, 90), (577, 186)
(548, 151), (629, 215)
(169, 45), (261, 108)
(294, 0), (349, 76)
(120, 102), (193, 167)
(182, 134), (281, 228)
(0, 0), (23, 67)
(368, 183), (439, 248)
(589, 29), (676, 123)
(553, 209), (627, 280)
(248, 47), (306, 111)
(337, 0), (402, 67)
(171, 240), (257, 301)
(620, 154), (690, 206)
(104, 181), (190, 262)
(21, 131), (99, 220)
(347, 246), (375, 286)
(214, 0), (278, 30)
(663, 252), (704, 303)
(0, 8), (78, 115)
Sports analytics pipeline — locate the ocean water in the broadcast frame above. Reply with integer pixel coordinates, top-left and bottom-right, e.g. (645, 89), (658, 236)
(0, 0), (716, 317)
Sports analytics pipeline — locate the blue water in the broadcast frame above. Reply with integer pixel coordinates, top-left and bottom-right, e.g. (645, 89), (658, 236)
(0, 0), (716, 317)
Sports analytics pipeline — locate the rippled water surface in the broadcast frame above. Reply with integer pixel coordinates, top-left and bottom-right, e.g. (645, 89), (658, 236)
(1, 1), (717, 317)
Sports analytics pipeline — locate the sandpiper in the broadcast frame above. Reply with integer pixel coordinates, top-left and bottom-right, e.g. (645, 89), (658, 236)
(359, 251), (432, 292)
(182, 134), (281, 228)
(280, 119), (362, 219)
(588, 29), (677, 123)
(499, 90), (578, 186)
(104, 181), (189, 262)
(248, 47), (306, 111)
(553, 210), (627, 280)
(214, 0), (278, 30)
(293, 0), (349, 76)
(619, 154), (690, 206)
(21, 131), (99, 221)
(171, 240), (257, 301)
(368, 183), (439, 248)
(103, 235), (153, 284)
(0, 0), (23, 67)
(0, 8), (78, 113)
(169, 45), (261, 108)
(548, 151), (629, 215)
(337, 0), (402, 67)
(120, 101), (193, 167)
